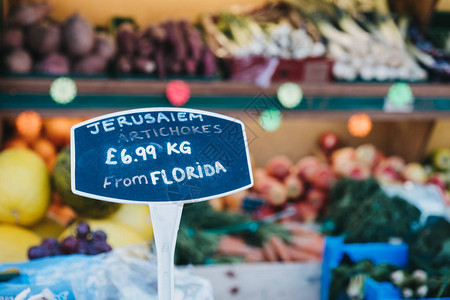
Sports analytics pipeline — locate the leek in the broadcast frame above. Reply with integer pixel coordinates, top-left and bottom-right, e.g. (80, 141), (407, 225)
(373, 0), (404, 49)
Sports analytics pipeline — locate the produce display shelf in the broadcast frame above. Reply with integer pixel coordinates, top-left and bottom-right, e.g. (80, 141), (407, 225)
(0, 79), (450, 120)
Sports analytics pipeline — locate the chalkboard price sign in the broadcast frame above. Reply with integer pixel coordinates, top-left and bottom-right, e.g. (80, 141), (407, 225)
(71, 108), (253, 204)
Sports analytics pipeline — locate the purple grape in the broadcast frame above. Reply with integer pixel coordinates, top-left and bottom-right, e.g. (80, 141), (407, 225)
(93, 241), (112, 254)
(92, 230), (107, 242)
(76, 222), (91, 239)
(41, 238), (62, 255)
(60, 236), (79, 254)
(28, 246), (50, 260)
(87, 242), (98, 255)
(50, 245), (63, 256)
(41, 238), (58, 248)
(76, 239), (89, 254)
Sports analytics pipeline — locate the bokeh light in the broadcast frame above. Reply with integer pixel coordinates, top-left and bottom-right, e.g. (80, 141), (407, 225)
(50, 77), (77, 105)
(166, 80), (190, 106)
(348, 113), (372, 137)
(387, 82), (413, 106)
(259, 109), (282, 132)
(277, 82), (303, 109)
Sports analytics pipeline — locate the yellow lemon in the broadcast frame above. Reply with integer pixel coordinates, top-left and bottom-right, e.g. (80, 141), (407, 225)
(0, 149), (50, 226)
(0, 224), (41, 262)
(109, 204), (153, 240)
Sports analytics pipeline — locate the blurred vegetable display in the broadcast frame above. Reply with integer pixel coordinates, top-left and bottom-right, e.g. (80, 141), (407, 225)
(114, 20), (217, 77)
(323, 178), (421, 243)
(327, 216), (450, 299)
(286, 0), (428, 81)
(408, 26), (450, 81)
(201, 2), (325, 59)
(200, 2), (332, 83)
(232, 134), (450, 230)
(1, 2), (115, 75)
(176, 201), (324, 265)
(409, 216), (450, 277)
(329, 255), (449, 299)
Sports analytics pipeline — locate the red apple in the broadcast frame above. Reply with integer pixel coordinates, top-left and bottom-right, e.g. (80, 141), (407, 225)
(296, 156), (323, 181)
(302, 164), (322, 183)
(385, 156), (406, 173)
(402, 162), (427, 184)
(309, 164), (336, 190)
(374, 162), (399, 184)
(283, 174), (305, 199)
(254, 174), (274, 194)
(257, 177), (288, 206)
(306, 189), (328, 210)
(331, 147), (356, 176)
(347, 162), (371, 180)
(427, 173), (447, 191)
(253, 168), (269, 193)
(266, 181), (288, 206)
(355, 143), (378, 168)
(265, 155), (293, 181)
(318, 132), (340, 154)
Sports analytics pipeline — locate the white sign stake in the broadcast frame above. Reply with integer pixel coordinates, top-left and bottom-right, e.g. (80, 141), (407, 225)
(149, 202), (184, 300)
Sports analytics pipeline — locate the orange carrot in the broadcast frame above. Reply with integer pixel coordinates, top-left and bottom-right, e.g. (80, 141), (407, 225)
(245, 247), (264, 262)
(262, 242), (278, 262)
(217, 236), (264, 262)
(270, 236), (291, 262)
(287, 246), (321, 262)
(217, 235), (248, 256)
(291, 235), (324, 257)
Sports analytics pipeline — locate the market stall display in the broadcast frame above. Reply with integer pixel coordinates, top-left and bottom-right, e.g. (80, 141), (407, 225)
(0, 0), (450, 299)
(2, 0), (448, 82)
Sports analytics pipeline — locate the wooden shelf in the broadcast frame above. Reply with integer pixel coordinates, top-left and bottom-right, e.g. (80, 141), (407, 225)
(1, 78), (450, 120)
(1, 78), (450, 97)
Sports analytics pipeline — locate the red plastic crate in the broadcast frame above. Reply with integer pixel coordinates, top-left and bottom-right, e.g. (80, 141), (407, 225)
(226, 56), (333, 84)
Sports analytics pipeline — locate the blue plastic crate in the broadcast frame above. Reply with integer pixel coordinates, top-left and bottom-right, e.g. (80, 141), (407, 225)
(364, 277), (401, 300)
(320, 236), (409, 300)
(364, 277), (449, 300)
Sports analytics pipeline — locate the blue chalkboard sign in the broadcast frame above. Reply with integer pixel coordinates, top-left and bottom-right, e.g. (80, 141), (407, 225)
(71, 108), (253, 204)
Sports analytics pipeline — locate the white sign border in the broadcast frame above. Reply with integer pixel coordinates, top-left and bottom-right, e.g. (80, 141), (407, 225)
(70, 107), (254, 205)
